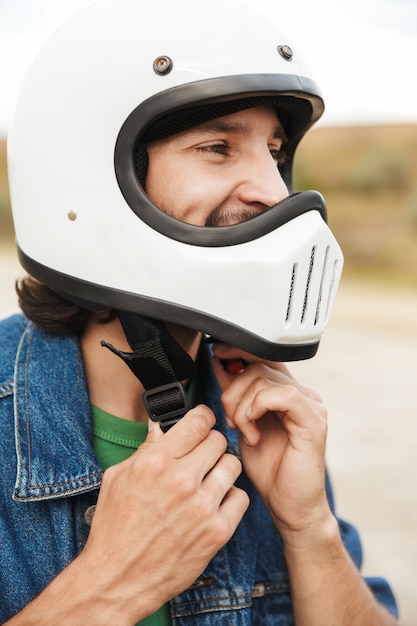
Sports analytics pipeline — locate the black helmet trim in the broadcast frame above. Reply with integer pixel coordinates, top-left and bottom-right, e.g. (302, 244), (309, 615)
(128, 190), (327, 248)
(114, 73), (324, 247)
(17, 246), (319, 362)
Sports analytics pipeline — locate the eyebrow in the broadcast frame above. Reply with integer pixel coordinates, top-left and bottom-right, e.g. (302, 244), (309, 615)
(188, 117), (287, 142)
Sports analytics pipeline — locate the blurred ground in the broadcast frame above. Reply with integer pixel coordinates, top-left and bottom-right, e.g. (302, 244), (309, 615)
(292, 284), (417, 625)
(1, 246), (416, 624)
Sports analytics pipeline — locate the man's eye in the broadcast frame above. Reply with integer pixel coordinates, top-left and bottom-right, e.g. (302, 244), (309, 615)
(197, 144), (227, 155)
(270, 148), (287, 166)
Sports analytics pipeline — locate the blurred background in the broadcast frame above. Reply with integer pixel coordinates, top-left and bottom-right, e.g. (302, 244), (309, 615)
(1, 0), (416, 623)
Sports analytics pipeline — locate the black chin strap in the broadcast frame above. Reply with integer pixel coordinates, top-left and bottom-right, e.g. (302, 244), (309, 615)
(101, 312), (195, 432)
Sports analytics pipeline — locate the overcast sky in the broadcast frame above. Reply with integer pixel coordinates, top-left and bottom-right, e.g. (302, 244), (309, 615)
(0, 0), (416, 135)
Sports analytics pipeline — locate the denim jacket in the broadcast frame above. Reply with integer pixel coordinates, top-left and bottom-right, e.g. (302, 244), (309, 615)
(0, 314), (398, 624)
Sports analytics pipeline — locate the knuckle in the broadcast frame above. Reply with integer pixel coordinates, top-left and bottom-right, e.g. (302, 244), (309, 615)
(283, 383), (302, 404)
(310, 388), (324, 403)
(246, 361), (265, 375)
(211, 494), (246, 544)
(208, 517), (231, 546)
(189, 407), (214, 438)
(137, 447), (167, 479)
(251, 376), (268, 393)
(101, 462), (123, 485)
(102, 464), (117, 483)
(209, 428), (228, 451)
(220, 390), (233, 413)
(224, 452), (243, 477)
(172, 470), (197, 499)
(231, 485), (250, 515)
(213, 455), (243, 494)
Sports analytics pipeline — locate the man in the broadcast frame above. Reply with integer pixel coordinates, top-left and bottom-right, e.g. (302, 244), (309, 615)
(1, 0), (398, 623)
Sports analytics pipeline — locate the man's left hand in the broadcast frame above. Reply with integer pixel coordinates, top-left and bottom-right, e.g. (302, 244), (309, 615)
(211, 343), (330, 537)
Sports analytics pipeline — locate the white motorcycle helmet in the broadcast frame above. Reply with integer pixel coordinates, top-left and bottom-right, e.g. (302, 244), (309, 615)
(8, 0), (343, 363)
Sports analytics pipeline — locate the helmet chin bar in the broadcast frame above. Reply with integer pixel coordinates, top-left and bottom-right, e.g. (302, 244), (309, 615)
(17, 188), (339, 365)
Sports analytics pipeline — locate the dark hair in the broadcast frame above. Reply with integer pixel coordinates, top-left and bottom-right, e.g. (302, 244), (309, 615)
(16, 276), (113, 335)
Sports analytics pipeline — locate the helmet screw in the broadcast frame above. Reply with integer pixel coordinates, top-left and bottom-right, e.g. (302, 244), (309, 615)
(277, 45), (293, 61)
(67, 210), (77, 221)
(153, 56), (173, 75)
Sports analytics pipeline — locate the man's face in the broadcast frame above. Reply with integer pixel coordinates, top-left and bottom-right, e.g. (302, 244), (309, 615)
(145, 105), (289, 227)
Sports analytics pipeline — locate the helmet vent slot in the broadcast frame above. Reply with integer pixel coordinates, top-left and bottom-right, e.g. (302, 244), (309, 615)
(314, 245), (330, 326)
(286, 263), (297, 323)
(301, 246), (316, 324)
(324, 259), (340, 323)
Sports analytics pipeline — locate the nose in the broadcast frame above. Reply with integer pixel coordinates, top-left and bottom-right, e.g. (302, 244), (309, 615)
(235, 150), (289, 208)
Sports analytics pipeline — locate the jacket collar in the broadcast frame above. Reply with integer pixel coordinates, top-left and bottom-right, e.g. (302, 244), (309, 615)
(13, 322), (234, 502)
(13, 321), (103, 501)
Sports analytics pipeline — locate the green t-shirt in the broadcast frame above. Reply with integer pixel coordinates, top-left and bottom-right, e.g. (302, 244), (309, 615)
(91, 404), (171, 626)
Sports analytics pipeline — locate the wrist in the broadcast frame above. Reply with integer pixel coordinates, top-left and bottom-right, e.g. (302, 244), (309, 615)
(6, 554), (136, 626)
(278, 510), (340, 553)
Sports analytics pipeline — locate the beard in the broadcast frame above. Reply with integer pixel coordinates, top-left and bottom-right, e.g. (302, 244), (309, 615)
(146, 189), (265, 227)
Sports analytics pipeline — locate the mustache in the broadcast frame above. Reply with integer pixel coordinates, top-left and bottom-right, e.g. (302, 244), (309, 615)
(205, 205), (266, 227)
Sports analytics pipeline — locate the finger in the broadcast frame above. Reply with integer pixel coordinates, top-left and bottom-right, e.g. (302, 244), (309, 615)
(138, 406), (229, 485)
(214, 348), (323, 410)
(248, 383), (326, 423)
(212, 343), (323, 402)
(149, 404), (216, 458)
(182, 427), (231, 484)
(217, 485), (250, 537)
(212, 342), (292, 377)
(212, 352), (291, 399)
(211, 355), (238, 408)
(202, 451), (243, 503)
(222, 375), (319, 446)
(245, 384), (328, 449)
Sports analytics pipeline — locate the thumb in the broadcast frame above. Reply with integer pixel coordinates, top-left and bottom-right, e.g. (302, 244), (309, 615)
(132, 418), (163, 457)
(145, 417), (164, 443)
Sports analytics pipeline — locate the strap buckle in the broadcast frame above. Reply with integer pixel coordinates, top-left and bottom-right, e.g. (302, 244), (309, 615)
(144, 382), (190, 432)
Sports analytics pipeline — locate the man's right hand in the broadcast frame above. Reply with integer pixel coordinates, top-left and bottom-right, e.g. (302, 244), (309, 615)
(6, 405), (248, 626)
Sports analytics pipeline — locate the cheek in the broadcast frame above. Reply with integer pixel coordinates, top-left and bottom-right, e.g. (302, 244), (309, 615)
(147, 174), (220, 226)
(144, 158), (168, 202)
(146, 153), (232, 225)
(177, 180), (219, 225)
(145, 161), (183, 216)
(178, 170), (235, 225)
